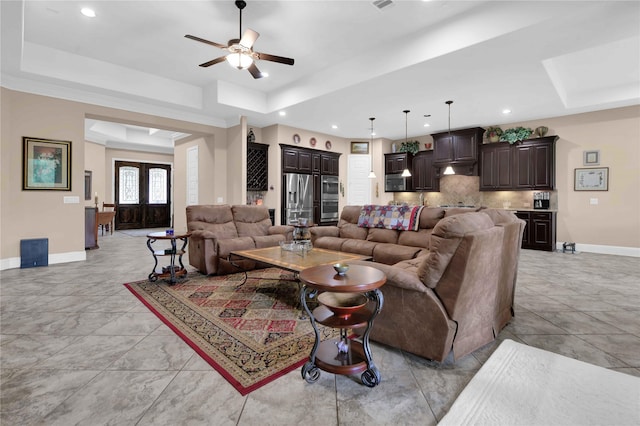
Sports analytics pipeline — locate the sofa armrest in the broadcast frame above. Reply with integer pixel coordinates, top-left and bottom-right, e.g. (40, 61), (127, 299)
(268, 225), (294, 240)
(309, 226), (339, 243)
(190, 229), (219, 240)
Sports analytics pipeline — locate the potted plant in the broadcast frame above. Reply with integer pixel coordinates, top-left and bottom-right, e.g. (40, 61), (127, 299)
(398, 140), (420, 155)
(486, 126), (503, 143)
(500, 127), (533, 144)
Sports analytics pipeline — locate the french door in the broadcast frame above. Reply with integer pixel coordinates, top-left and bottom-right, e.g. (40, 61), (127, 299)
(114, 161), (172, 230)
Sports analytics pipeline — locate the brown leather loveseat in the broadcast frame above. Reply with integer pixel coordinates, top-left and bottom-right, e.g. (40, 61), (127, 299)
(186, 204), (293, 275)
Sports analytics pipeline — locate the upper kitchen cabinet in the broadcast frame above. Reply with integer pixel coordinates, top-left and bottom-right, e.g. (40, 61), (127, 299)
(479, 136), (558, 191)
(282, 146), (312, 173)
(479, 143), (512, 190)
(512, 136), (557, 190)
(320, 153), (340, 176)
(412, 151), (439, 192)
(384, 153), (412, 175)
(432, 127), (485, 166)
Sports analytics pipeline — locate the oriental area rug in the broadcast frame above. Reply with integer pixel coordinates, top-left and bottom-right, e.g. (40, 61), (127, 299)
(125, 268), (337, 395)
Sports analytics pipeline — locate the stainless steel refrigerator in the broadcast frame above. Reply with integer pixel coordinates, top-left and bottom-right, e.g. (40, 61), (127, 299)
(284, 173), (313, 224)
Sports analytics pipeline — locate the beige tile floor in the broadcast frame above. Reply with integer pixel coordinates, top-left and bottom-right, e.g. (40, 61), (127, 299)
(1, 230), (639, 425)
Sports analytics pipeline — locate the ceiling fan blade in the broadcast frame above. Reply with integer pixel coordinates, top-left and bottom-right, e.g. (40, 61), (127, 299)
(255, 52), (295, 66)
(185, 34), (227, 50)
(239, 29), (259, 49)
(247, 63), (264, 79)
(199, 56), (227, 67)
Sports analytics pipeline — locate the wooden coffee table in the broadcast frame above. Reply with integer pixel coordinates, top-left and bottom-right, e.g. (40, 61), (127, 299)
(230, 246), (370, 273)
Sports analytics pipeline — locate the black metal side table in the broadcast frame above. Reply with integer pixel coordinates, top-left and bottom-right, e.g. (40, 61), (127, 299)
(146, 231), (191, 284)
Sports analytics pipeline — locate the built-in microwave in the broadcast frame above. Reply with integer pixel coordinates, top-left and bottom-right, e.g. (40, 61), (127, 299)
(385, 173), (408, 192)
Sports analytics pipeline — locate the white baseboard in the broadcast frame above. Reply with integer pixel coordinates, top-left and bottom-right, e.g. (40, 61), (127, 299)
(0, 251), (87, 271)
(555, 242), (640, 257)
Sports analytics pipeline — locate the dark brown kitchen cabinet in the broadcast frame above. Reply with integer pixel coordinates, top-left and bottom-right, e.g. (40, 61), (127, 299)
(280, 145), (340, 226)
(512, 137), (556, 190)
(412, 151), (439, 192)
(282, 147), (312, 173)
(479, 143), (512, 190)
(321, 154), (339, 175)
(385, 153), (412, 174)
(247, 142), (269, 191)
(515, 210), (556, 252)
(432, 127), (485, 166)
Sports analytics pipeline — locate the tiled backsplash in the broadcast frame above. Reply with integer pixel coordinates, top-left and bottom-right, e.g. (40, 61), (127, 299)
(393, 175), (557, 209)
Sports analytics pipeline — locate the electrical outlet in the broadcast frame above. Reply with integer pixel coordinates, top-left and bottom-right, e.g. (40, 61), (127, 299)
(590, 198), (598, 205)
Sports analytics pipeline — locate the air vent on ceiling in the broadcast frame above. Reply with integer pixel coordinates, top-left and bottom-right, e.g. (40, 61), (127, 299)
(372, 0), (394, 11)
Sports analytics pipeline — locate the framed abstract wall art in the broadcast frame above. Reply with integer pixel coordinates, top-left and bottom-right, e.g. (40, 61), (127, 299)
(22, 137), (72, 191)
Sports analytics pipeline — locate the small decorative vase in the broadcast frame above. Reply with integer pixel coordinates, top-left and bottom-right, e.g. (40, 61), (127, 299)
(392, 143), (397, 153)
(247, 128), (256, 143)
(489, 134), (500, 143)
(535, 126), (548, 137)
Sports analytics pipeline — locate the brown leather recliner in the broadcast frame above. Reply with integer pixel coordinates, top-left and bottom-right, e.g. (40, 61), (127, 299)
(186, 205), (293, 275)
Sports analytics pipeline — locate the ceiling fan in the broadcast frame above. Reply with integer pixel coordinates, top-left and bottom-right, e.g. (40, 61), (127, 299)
(185, 0), (295, 79)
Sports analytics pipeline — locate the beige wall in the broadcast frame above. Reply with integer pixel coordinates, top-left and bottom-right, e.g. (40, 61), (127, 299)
(1, 88), (223, 267)
(84, 141), (105, 207)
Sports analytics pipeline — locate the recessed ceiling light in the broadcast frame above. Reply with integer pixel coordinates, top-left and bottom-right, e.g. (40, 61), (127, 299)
(502, 109), (512, 115)
(279, 111), (286, 116)
(81, 7), (96, 18)
(331, 125), (338, 129)
(423, 123), (431, 127)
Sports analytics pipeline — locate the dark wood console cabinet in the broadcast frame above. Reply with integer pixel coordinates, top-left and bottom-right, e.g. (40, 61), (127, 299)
(515, 210), (556, 252)
(412, 151), (439, 192)
(247, 142), (269, 191)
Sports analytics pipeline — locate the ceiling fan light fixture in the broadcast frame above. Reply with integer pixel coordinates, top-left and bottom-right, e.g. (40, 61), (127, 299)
(226, 52), (253, 69)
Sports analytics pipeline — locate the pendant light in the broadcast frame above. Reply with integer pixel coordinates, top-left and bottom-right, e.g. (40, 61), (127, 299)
(443, 100), (455, 175)
(368, 117), (376, 179)
(401, 110), (412, 177)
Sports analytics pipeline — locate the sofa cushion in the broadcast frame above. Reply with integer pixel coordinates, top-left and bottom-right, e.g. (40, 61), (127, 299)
(373, 244), (423, 265)
(217, 236), (256, 258)
(367, 228), (399, 244)
(313, 236), (346, 251)
(339, 223), (368, 240)
(232, 205), (272, 237)
(341, 239), (378, 257)
(252, 234), (286, 248)
(186, 205), (239, 240)
(417, 213), (495, 288)
(338, 205), (363, 225)
(443, 207), (482, 217)
(418, 207), (445, 229)
(397, 228), (433, 249)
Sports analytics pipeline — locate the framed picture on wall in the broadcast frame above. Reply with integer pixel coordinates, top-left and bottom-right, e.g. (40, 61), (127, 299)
(583, 150), (600, 166)
(350, 141), (369, 154)
(574, 167), (609, 191)
(22, 137), (72, 191)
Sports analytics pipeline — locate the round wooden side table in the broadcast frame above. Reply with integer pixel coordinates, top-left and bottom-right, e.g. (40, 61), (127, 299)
(298, 264), (386, 387)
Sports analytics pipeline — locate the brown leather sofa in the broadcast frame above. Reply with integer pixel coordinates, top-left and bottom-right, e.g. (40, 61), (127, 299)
(186, 205), (293, 275)
(311, 205), (525, 362)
